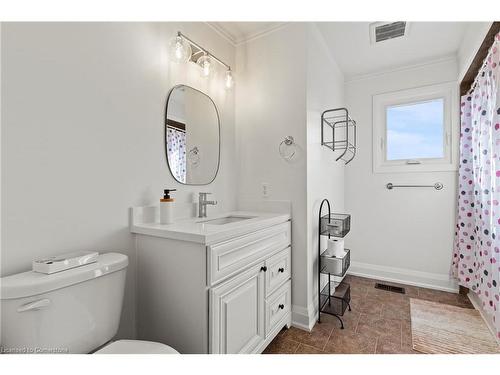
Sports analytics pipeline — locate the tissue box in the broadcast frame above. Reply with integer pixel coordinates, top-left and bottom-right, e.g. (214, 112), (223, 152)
(33, 251), (99, 274)
(320, 213), (351, 237)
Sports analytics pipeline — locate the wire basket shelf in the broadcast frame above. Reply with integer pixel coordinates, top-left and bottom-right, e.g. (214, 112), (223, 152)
(321, 108), (357, 164)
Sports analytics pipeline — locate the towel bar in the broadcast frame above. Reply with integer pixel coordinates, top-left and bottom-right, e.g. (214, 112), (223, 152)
(386, 182), (443, 190)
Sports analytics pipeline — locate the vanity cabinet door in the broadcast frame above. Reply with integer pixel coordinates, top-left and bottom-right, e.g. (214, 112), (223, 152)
(209, 263), (265, 354)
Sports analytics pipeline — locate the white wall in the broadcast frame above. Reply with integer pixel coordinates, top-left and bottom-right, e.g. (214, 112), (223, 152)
(1, 22), (236, 338)
(235, 23), (309, 327)
(305, 25), (345, 329)
(235, 24), (346, 330)
(344, 58), (460, 291)
(457, 22), (492, 81)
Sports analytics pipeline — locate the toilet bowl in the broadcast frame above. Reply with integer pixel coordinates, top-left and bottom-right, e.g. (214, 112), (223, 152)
(0, 252), (178, 354)
(95, 340), (178, 354)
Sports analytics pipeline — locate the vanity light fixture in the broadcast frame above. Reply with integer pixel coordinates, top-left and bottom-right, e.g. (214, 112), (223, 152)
(197, 53), (212, 78)
(168, 32), (192, 63)
(169, 31), (234, 89)
(225, 69), (234, 89)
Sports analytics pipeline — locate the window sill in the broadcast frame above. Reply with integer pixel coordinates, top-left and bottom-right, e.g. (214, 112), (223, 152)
(373, 162), (458, 174)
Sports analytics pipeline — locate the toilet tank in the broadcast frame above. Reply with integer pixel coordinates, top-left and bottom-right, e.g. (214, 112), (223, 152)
(0, 253), (128, 354)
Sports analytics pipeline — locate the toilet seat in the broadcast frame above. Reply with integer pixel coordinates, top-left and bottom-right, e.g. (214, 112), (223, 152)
(95, 339), (179, 354)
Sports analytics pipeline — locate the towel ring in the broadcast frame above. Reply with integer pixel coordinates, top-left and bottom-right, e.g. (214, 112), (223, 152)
(279, 136), (296, 161)
(188, 146), (200, 166)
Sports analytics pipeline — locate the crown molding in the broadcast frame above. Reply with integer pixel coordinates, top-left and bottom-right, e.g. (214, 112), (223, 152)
(238, 23), (288, 45)
(205, 22), (237, 46)
(345, 54), (458, 83)
(206, 22), (288, 46)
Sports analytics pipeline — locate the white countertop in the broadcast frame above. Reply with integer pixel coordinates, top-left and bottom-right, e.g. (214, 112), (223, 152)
(130, 210), (291, 245)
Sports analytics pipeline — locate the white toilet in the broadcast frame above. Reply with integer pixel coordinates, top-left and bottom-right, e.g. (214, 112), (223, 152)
(0, 252), (178, 354)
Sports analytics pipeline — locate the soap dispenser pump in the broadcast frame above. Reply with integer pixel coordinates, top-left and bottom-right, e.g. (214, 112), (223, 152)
(160, 189), (176, 224)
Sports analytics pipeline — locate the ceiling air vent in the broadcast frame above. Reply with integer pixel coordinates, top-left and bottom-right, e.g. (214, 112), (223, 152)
(370, 22), (408, 44)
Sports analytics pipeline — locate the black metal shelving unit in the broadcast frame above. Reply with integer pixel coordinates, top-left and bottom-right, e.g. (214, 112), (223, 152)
(321, 107), (357, 165)
(317, 199), (352, 329)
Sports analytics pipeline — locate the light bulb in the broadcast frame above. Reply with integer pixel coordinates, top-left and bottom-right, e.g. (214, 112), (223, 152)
(197, 54), (212, 77)
(168, 34), (192, 63)
(225, 69), (234, 89)
(202, 61), (210, 76)
(175, 41), (183, 59)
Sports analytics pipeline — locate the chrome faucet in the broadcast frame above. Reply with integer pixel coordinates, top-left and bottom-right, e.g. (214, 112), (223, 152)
(198, 192), (217, 218)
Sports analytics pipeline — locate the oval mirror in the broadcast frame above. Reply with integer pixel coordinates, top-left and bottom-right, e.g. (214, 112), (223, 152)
(165, 85), (220, 185)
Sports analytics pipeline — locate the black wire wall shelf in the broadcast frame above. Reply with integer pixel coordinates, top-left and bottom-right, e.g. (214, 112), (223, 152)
(321, 107), (357, 165)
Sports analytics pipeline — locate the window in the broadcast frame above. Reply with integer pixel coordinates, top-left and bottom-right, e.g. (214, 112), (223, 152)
(386, 99), (444, 161)
(373, 83), (457, 173)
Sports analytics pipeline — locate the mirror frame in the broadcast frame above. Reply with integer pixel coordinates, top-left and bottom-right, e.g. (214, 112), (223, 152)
(164, 84), (221, 185)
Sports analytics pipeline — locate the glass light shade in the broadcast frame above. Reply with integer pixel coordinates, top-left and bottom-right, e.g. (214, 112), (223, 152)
(168, 35), (192, 63)
(197, 54), (212, 77)
(225, 69), (234, 89)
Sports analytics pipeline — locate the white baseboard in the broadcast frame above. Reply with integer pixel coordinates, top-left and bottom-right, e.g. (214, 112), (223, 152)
(291, 305), (315, 331)
(468, 291), (500, 344)
(349, 261), (459, 293)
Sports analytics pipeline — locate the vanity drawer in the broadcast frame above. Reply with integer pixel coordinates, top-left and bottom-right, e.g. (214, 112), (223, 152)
(208, 221), (291, 286)
(265, 280), (291, 336)
(265, 247), (291, 296)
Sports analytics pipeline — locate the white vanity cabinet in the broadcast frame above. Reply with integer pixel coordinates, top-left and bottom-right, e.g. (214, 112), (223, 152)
(210, 246), (292, 354)
(133, 211), (292, 354)
(210, 262), (266, 354)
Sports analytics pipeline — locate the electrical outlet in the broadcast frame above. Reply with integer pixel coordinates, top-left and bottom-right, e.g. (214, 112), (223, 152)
(262, 183), (270, 198)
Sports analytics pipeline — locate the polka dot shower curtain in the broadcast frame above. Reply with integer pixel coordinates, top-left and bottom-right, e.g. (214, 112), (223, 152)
(452, 32), (500, 340)
(166, 127), (187, 183)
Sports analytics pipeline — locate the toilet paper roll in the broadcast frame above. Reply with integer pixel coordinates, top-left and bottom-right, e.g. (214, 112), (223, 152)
(326, 238), (345, 257)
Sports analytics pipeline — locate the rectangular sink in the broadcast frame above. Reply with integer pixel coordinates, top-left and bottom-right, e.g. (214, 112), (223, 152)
(199, 216), (256, 225)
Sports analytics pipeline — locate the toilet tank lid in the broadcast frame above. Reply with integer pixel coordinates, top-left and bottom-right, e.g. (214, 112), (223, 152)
(0, 253), (128, 300)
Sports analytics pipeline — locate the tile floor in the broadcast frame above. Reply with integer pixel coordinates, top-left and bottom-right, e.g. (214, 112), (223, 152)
(263, 275), (473, 354)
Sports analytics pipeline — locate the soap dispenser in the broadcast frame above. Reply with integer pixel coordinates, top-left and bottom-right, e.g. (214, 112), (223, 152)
(160, 189), (176, 224)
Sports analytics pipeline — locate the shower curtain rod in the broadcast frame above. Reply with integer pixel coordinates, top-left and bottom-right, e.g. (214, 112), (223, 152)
(466, 35), (498, 95)
(466, 57), (490, 95)
(461, 22), (500, 95)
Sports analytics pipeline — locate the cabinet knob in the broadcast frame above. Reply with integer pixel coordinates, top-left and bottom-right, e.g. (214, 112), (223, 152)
(278, 304), (285, 310)
(278, 267), (285, 273)
(260, 266), (268, 272)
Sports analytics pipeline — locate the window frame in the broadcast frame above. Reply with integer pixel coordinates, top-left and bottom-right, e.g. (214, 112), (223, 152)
(372, 82), (458, 173)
